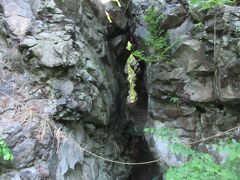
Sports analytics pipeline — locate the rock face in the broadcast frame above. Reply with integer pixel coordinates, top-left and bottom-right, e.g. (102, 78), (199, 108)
(1, 0), (240, 179)
(0, 0), (34, 37)
(128, 0), (240, 173)
(0, 0), (130, 179)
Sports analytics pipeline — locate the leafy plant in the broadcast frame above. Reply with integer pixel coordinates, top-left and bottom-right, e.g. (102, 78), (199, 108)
(132, 7), (171, 63)
(0, 139), (13, 161)
(165, 154), (235, 180)
(216, 139), (240, 177)
(170, 96), (179, 104)
(190, 0), (234, 11)
(194, 22), (204, 30)
(144, 7), (170, 62)
(132, 50), (146, 61)
(144, 127), (240, 180)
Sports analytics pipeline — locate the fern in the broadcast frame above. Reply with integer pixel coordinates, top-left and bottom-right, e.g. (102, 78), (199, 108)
(132, 50), (146, 61)
(145, 7), (170, 61)
(132, 7), (171, 63)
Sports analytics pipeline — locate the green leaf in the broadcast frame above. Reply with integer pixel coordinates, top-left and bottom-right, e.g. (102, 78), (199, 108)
(0, 138), (13, 161)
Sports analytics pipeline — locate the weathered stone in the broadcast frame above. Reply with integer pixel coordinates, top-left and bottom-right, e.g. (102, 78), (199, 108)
(56, 138), (84, 180)
(45, 0), (56, 10)
(184, 76), (215, 102)
(84, 123), (96, 136)
(48, 79), (74, 96)
(0, 171), (21, 180)
(0, 0), (131, 179)
(0, 0), (33, 36)
(20, 36), (37, 48)
(163, 4), (187, 29)
(2, 0), (240, 178)
(29, 32), (78, 68)
(217, 49), (240, 102)
(168, 19), (194, 43)
(110, 34), (128, 55)
(51, 14), (65, 23)
(108, 10), (129, 30)
(13, 139), (36, 168)
(20, 167), (41, 180)
(205, 18), (226, 31)
(145, 121), (187, 171)
(129, 1), (240, 174)
(174, 39), (205, 69)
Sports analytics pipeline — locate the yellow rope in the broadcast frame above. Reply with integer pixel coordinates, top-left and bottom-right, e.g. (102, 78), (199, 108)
(77, 125), (240, 165)
(188, 125), (240, 146)
(79, 145), (162, 165)
(1, 91), (239, 165)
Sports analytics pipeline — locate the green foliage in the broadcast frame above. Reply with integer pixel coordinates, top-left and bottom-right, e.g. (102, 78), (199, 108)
(170, 96), (179, 104)
(165, 154), (235, 180)
(0, 139), (13, 161)
(144, 128), (177, 140)
(216, 139), (240, 177)
(152, 176), (161, 180)
(144, 7), (163, 37)
(145, 7), (170, 62)
(194, 22), (204, 30)
(132, 50), (146, 61)
(190, 0), (234, 11)
(144, 127), (240, 180)
(132, 7), (171, 63)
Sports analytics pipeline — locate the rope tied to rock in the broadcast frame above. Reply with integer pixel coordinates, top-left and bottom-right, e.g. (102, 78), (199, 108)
(79, 145), (162, 165)
(1, 91), (239, 166)
(77, 124), (240, 165)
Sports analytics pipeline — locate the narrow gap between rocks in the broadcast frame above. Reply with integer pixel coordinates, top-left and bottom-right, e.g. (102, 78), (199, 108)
(101, 0), (161, 179)
(125, 46), (161, 180)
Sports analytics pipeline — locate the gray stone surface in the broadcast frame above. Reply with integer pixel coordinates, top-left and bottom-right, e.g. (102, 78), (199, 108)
(162, 4), (187, 29)
(129, 0), (240, 173)
(0, 0), (131, 179)
(1, 0), (240, 178)
(20, 36), (37, 48)
(29, 32), (78, 67)
(0, 0), (33, 37)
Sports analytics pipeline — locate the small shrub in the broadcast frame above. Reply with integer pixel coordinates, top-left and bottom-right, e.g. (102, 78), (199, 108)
(170, 96), (179, 104)
(144, 127), (240, 180)
(132, 50), (146, 61)
(145, 7), (170, 62)
(132, 7), (171, 63)
(190, 0), (234, 11)
(194, 22), (204, 30)
(0, 139), (13, 161)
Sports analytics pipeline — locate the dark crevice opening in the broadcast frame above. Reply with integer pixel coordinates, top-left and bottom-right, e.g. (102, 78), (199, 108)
(127, 138), (162, 180)
(101, 1), (161, 178)
(124, 42), (161, 179)
(134, 60), (148, 109)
